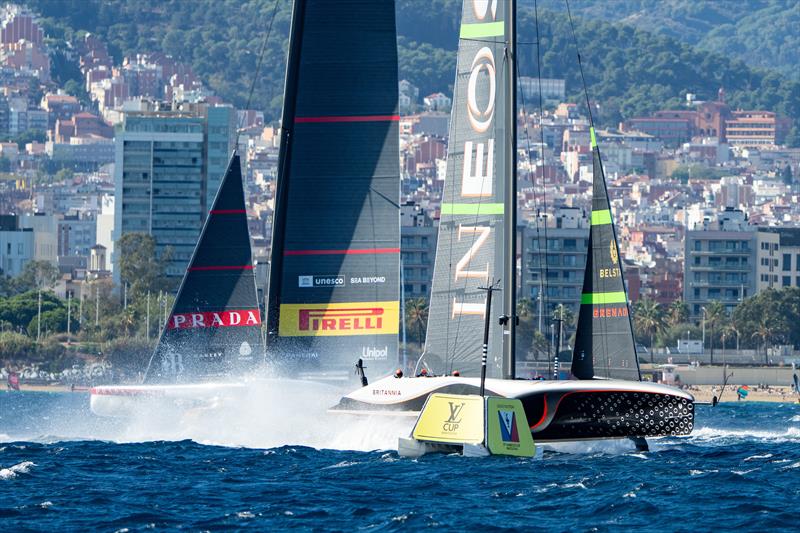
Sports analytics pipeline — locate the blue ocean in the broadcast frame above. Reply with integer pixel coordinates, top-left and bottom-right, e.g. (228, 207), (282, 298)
(1, 390), (798, 531)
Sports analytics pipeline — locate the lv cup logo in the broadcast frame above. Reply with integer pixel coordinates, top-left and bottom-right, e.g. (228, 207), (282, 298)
(443, 401), (465, 432)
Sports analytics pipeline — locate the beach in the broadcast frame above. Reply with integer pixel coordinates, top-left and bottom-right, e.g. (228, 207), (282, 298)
(690, 384), (799, 404)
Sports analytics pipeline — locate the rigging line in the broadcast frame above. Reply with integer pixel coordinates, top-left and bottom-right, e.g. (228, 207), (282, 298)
(369, 186), (401, 209)
(564, 0), (635, 377)
(515, 43), (547, 351)
(563, 0), (594, 128)
(237, 0), (282, 146)
(533, 0), (551, 346)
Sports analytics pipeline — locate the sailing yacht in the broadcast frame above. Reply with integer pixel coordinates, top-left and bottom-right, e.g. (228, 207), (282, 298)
(265, 0), (401, 382)
(90, 0), (402, 415)
(90, 153), (264, 416)
(332, 0), (694, 444)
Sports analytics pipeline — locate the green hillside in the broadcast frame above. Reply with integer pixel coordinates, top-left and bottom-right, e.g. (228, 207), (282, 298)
(23, 0), (799, 144)
(538, 0), (799, 81)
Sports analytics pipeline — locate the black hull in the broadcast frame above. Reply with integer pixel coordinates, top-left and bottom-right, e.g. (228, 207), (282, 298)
(333, 376), (695, 441)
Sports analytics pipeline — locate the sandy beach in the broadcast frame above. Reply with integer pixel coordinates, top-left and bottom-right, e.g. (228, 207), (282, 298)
(689, 384), (799, 404)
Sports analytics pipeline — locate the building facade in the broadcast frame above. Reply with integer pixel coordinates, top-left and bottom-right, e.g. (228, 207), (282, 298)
(112, 103), (236, 279)
(521, 207), (589, 333)
(400, 202), (437, 300)
(0, 214), (34, 276)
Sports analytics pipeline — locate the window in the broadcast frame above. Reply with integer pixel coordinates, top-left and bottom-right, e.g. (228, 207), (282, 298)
(694, 257), (701, 265)
(694, 241), (702, 251)
(783, 254), (791, 271)
(783, 276), (791, 287)
(694, 288), (700, 298)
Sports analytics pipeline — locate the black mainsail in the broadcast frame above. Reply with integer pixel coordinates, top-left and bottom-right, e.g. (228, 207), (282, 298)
(424, 0), (515, 378)
(145, 153), (263, 382)
(267, 0), (400, 378)
(570, 128), (640, 380)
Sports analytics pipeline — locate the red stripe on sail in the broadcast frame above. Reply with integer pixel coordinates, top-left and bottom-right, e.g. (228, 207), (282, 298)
(284, 248), (400, 256)
(210, 209), (246, 214)
(189, 265), (254, 271)
(167, 309), (262, 330)
(295, 115), (400, 124)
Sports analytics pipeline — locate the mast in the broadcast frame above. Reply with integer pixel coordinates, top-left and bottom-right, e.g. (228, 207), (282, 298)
(266, 0), (305, 342)
(501, 0), (517, 379)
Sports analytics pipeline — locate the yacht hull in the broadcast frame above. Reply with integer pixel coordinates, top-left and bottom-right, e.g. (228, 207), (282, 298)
(89, 383), (246, 418)
(331, 376), (694, 442)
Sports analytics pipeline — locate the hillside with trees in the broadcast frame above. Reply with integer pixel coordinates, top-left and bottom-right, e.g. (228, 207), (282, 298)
(21, 0), (798, 141)
(539, 0), (799, 81)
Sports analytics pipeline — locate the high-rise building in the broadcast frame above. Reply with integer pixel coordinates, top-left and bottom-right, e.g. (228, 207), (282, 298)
(683, 208), (758, 318)
(400, 202), (437, 300)
(0, 214), (34, 276)
(113, 103), (236, 279)
(684, 209), (800, 318)
(521, 207), (589, 335)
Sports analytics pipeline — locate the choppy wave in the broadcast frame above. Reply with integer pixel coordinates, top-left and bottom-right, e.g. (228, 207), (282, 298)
(0, 461), (35, 480)
(1, 393), (799, 530)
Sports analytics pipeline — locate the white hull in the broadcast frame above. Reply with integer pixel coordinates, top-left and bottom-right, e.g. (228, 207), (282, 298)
(333, 375), (695, 441)
(90, 383), (247, 418)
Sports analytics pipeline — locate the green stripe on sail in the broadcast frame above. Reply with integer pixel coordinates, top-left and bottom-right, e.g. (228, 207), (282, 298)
(441, 203), (504, 215)
(590, 126), (597, 148)
(460, 21), (504, 38)
(591, 209), (611, 225)
(581, 291), (627, 305)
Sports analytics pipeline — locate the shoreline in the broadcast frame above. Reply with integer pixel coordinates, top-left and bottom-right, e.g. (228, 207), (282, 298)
(688, 384), (799, 404)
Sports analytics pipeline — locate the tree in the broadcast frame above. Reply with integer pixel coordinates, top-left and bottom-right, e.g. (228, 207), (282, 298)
(752, 318), (774, 366)
(666, 300), (689, 328)
(117, 233), (172, 297)
(405, 298), (428, 351)
(633, 298), (665, 363)
(780, 164), (793, 184)
(13, 261), (59, 294)
(704, 300), (727, 365)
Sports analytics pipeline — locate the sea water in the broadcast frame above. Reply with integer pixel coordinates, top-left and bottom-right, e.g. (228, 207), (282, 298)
(0, 389), (798, 530)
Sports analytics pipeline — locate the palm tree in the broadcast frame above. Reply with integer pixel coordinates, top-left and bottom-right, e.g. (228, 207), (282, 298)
(752, 318), (774, 366)
(633, 298), (665, 364)
(666, 300), (689, 327)
(405, 298), (429, 350)
(704, 300), (726, 365)
(516, 298), (533, 322)
(121, 306), (136, 337)
(720, 322), (738, 364)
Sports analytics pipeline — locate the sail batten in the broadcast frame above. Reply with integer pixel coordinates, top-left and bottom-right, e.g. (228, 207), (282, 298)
(570, 127), (641, 381)
(267, 0), (400, 378)
(145, 153), (264, 383)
